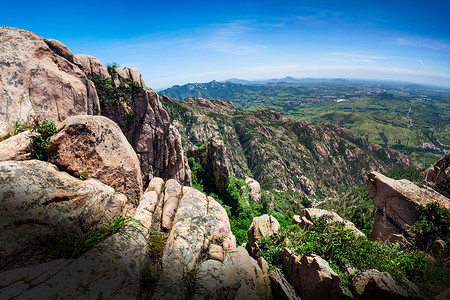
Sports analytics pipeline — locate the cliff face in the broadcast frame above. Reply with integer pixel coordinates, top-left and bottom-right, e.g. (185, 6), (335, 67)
(162, 96), (415, 196)
(0, 27), (100, 136)
(0, 27), (190, 187)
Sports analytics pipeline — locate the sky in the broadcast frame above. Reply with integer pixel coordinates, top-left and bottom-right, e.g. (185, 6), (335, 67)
(2, 0), (450, 89)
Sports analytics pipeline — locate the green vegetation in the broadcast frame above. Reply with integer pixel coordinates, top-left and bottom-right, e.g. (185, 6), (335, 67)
(257, 215), (448, 294)
(162, 96), (412, 198)
(57, 212), (145, 259)
(89, 75), (143, 107)
(413, 202), (450, 257)
(79, 169), (89, 180)
(319, 186), (375, 236)
(1, 117), (58, 160)
(161, 80), (450, 167)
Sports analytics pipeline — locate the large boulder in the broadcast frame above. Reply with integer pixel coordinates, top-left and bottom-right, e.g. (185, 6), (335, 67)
(352, 269), (422, 300)
(294, 208), (365, 237)
(152, 186), (237, 299)
(367, 171), (450, 241)
(281, 248), (350, 300)
(425, 153), (450, 197)
(48, 115), (143, 204)
(0, 183), (154, 299)
(247, 214), (280, 258)
(0, 160), (127, 270)
(0, 27), (100, 137)
(91, 64), (191, 187)
(245, 177), (262, 203)
(187, 139), (230, 194)
(0, 130), (38, 161)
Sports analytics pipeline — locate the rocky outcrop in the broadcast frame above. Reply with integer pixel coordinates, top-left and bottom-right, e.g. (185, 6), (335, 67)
(0, 27), (100, 136)
(0, 160), (127, 271)
(75, 54), (109, 79)
(270, 269), (302, 300)
(246, 214), (280, 258)
(48, 115), (143, 204)
(281, 248), (351, 300)
(0, 130), (38, 161)
(163, 96), (414, 196)
(245, 177), (261, 203)
(368, 171), (450, 242)
(293, 208), (365, 237)
(92, 65), (191, 187)
(352, 269), (422, 300)
(187, 139), (230, 194)
(425, 153), (450, 197)
(0, 182), (153, 299)
(0, 27), (190, 188)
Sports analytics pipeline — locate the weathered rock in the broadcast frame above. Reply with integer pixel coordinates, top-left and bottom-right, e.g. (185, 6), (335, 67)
(161, 179), (183, 231)
(292, 214), (313, 228)
(425, 153), (450, 197)
(1, 187), (154, 299)
(187, 139), (230, 194)
(98, 68), (191, 187)
(192, 246), (271, 300)
(370, 210), (410, 245)
(75, 54), (109, 79)
(368, 171), (450, 241)
(296, 208), (365, 237)
(48, 115), (143, 204)
(282, 248), (350, 300)
(152, 186), (237, 299)
(435, 288), (450, 300)
(245, 177), (262, 203)
(247, 214), (280, 258)
(352, 269), (423, 300)
(0, 130), (39, 161)
(0, 27), (100, 136)
(0, 160), (127, 270)
(270, 269), (302, 300)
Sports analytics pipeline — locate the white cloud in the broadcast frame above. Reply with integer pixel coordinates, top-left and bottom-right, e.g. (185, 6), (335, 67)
(392, 37), (450, 51)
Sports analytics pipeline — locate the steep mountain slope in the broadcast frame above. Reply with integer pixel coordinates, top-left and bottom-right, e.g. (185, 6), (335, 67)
(161, 96), (414, 196)
(161, 80), (450, 166)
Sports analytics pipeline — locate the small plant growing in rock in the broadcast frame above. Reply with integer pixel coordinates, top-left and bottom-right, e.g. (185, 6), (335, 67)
(79, 170), (89, 180)
(30, 118), (58, 160)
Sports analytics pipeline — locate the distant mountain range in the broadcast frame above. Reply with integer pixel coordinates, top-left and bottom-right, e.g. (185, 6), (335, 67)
(160, 77), (450, 166)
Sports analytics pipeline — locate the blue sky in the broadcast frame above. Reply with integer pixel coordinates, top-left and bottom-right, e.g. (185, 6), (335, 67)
(2, 0), (450, 89)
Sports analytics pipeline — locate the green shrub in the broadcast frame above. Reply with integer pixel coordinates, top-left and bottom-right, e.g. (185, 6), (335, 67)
(413, 202), (450, 256)
(30, 119), (57, 160)
(257, 215), (444, 292)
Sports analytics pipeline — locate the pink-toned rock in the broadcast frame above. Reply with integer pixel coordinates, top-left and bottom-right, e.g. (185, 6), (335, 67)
(298, 208), (365, 237)
(0, 130), (39, 161)
(368, 171), (450, 240)
(85, 61), (191, 187)
(187, 139), (230, 194)
(245, 177), (261, 203)
(247, 214), (280, 258)
(425, 153), (449, 194)
(48, 115), (143, 204)
(352, 269), (422, 299)
(208, 244), (224, 262)
(194, 246), (271, 300)
(0, 160), (127, 270)
(370, 210), (410, 244)
(75, 54), (109, 79)
(282, 248), (350, 300)
(0, 27), (100, 137)
(161, 179), (183, 230)
(270, 269), (302, 300)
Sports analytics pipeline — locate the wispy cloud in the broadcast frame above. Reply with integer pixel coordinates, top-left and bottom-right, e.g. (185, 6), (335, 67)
(323, 52), (384, 63)
(191, 21), (266, 55)
(391, 37), (450, 51)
